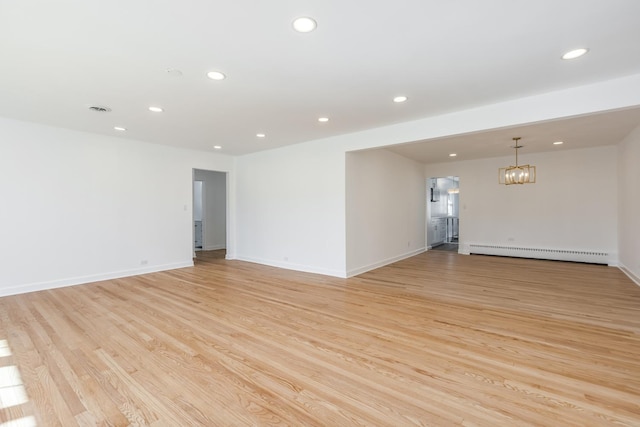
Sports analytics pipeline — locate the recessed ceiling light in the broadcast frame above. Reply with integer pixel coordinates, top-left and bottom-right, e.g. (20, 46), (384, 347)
(393, 96), (408, 103)
(256, 133), (266, 138)
(292, 17), (317, 33)
(114, 126), (127, 131)
(553, 141), (564, 145)
(318, 117), (329, 122)
(148, 106), (163, 113)
(449, 153), (457, 157)
(562, 48), (589, 60)
(213, 145), (222, 150)
(207, 71), (226, 80)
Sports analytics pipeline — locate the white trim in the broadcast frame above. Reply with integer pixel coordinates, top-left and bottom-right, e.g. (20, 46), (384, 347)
(346, 248), (426, 278)
(0, 261), (194, 298)
(619, 264), (640, 287)
(466, 243), (614, 265)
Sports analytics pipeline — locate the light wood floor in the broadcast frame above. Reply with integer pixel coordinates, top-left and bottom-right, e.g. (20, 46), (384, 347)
(1, 251), (639, 426)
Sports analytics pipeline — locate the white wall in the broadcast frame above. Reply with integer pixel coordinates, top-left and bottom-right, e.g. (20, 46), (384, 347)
(345, 149), (425, 276)
(193, 181), (203, 221)
(194, 169), (227, 250)
(233, 74), (640, 278)
(424, 146), (618, 259)
(0, 117), (234, 296)
(2, 74), (637, 295)
(235, 140), (346, 277)
(618, 124), (640, 284)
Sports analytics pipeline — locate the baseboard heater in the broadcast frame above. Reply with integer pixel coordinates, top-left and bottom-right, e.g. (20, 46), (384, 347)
(468, 244), (610, 265)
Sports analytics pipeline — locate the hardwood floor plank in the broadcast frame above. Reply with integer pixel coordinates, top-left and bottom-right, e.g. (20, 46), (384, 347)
(1, 251), (639, 425)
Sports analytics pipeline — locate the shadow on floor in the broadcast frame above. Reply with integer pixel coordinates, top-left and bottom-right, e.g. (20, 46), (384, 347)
(431, 243), (459, 252)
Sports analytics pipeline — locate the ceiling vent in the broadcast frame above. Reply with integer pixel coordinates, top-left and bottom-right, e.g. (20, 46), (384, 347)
(88, 105), (112, 113)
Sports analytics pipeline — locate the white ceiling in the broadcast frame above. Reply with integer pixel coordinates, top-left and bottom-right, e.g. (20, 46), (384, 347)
(386, 107), (640, 164)
(1, 0), (640, 156)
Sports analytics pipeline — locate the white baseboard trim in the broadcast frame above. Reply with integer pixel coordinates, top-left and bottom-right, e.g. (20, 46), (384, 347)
(0, 261), (194, 298)
(464, 242), (615, 265)
(233, 255), (346, 278)
(346, 248), (426, 278)
(619, 264), (640, 287)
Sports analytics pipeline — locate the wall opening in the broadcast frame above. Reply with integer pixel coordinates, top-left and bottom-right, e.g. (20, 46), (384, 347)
(193, 169), (227, 258)
(193, 180), (204, 250)
(427, 176), (459, 252)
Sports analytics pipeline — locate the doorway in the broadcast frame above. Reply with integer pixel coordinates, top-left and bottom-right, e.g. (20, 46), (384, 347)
(193, 169), (227, 257)
(427, 176), (459, 252)
(193, 180), (203, 250)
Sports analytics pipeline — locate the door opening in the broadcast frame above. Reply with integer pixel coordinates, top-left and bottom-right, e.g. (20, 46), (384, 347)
(427, 176), (459, 252)
(193, 169), (227, 259)
(193, 180), (203, 251)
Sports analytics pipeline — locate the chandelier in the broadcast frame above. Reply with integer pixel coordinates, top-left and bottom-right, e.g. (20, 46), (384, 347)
(498, 137), (536, 185)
